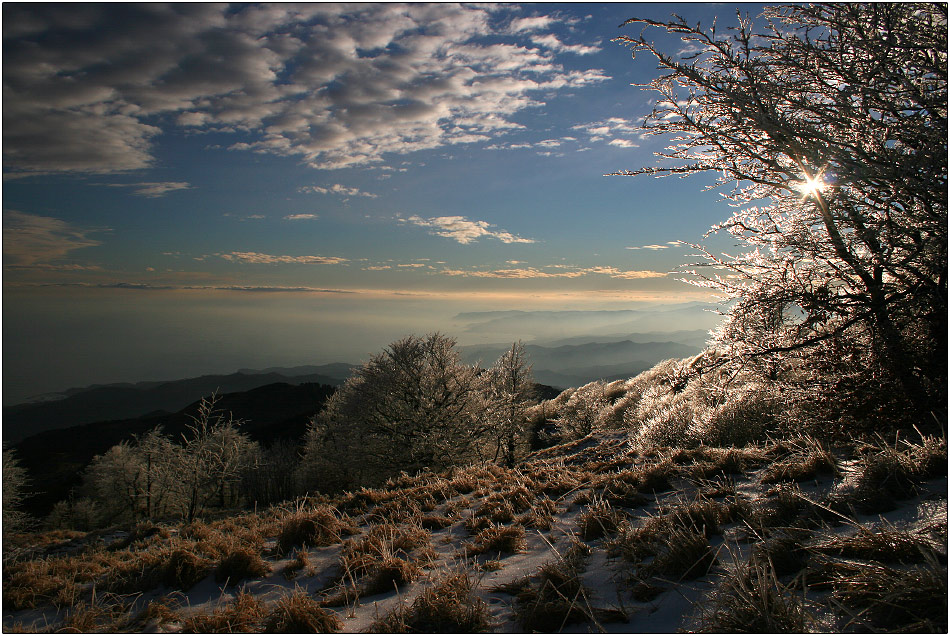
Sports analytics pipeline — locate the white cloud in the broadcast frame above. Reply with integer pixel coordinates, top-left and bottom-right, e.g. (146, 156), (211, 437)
(530, 33), (600, 55)
(573, 117), (641, 145)
(626, 244), (673, 250)
(283, 213), (319, 220)
(299, 184), (378, 198)
(4, 4), (609, 175)
(404, 215), (535, 245)
(218, 251), (346, 265)
(2, 210), (103, 266)
(509, 16), (555, 33)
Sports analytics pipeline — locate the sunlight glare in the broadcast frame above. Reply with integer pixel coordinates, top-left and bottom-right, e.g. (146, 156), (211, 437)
(796, 174), (827, 198)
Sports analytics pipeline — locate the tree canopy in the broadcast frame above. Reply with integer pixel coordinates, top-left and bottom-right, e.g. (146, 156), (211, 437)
(616, 3), (947, 426)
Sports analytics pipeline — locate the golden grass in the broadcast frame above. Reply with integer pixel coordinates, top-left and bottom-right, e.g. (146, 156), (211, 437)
(370, 568), (492, 633)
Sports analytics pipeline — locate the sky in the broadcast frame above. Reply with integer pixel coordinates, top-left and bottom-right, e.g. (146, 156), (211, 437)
(3, 3), (764, 403)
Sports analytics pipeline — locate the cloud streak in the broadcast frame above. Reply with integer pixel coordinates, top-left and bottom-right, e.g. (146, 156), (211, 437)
(3, 211), (104, 267)
(300, 184), (378, 198)
(101, 182), (193, 197)
(404, 215), (535, 245)
(218, 251), (347, 265)
(4, 4), (609, 175)
(440, 265), (668, 279)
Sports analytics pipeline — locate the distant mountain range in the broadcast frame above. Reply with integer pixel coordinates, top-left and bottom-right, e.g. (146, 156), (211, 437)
(460, 330), (707, 389)
(4, 331), (710, 442)
(3, 364), (357, 443)
(455, 303), (723, 340)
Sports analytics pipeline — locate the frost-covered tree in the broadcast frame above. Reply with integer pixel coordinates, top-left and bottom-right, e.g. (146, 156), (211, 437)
(175, 396), (257, 521)
(2, 449), (29, 537)
(554, 381), (611, 441)
(83, 441), (146, 524)
(301, 333), (487, 490)
(616, 4), (947, 424)
(136, 427), (177, 519)
(484, 342), (535, 466)
(82, 427), (181, 524)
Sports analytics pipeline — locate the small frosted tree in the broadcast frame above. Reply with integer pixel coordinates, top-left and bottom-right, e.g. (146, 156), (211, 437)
(82, 427), (180, 525)
(2, 449), (29, 538)
(484, 342), (536, 467)
(83, 441), (146, 524)
(301, 333), (486, 490)
(135, 426), (177, 519)
(615, 4), (947, 424)
(175, 395), (257, 521)
(554, 381), (611, 441)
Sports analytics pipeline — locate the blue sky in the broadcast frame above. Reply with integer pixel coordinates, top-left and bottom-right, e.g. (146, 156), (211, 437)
(3, 3), (761, 401)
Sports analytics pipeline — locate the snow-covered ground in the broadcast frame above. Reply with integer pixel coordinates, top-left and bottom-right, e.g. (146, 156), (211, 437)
(4, 431), (947, 633)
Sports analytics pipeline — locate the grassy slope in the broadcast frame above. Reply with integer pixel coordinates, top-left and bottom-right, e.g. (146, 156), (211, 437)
(3, 431), (947, 633)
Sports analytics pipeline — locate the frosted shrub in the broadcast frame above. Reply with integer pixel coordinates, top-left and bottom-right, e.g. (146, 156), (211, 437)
(696, 386), (777, 447)
(553, 381), (610, 441)
(634, 398), (697, 449)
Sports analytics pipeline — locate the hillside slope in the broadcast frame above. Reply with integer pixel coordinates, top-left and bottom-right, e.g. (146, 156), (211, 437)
(4, 430), (945, 633)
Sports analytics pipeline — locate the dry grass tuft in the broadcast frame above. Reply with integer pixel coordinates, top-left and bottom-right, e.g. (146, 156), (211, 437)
(134, 597), (182, 630)
(760, 435), (837, 484)
(516, 496), (558, 530)
(514, 541), (601, 632)
(695, 552), (816, 633)
(464, 523), (526, 556)
(276, 505), (354, 554)
(337, 523), (431, 596)
(826, 555), (947, 632)
(162, 546), (214, 591)
(749, 483), (823, 530)
(214, 546), (271, 585)
(108, 521), (171, 552)
(182, 591), (268, 633)
(419, 514), (455, 530)
(841, 434), (946, 514)
(646, 526), (716, 581)
(360, 555), (421, 596)
(810, 522), (944, 564)
(264, 590), (344, 633)
(576, 498), (625, 540)
(370, 568), (492, 633)
(633, 459), (678, 493)
(281, 548), (311, 580)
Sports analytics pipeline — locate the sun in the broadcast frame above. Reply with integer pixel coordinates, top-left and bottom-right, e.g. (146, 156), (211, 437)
(796, 174), (827, 199)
